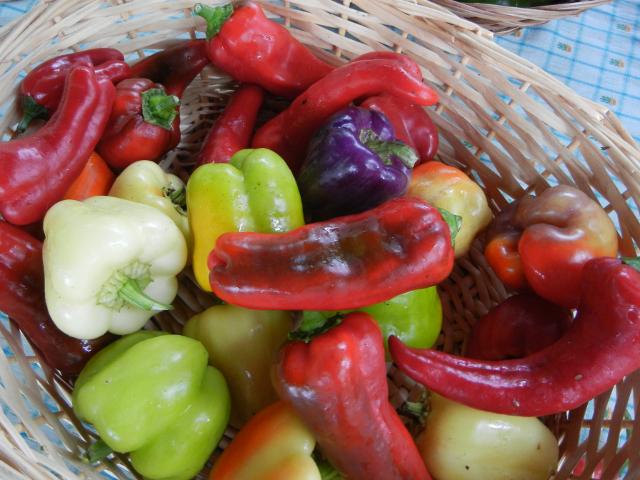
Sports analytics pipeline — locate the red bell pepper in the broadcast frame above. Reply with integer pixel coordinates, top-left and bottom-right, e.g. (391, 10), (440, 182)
(195, 84), (264, 165)
(252, 59), (439, 172)
(208, 197), (454, 311)
(484, 185), (619, 307)
(390, 257), (640, 417)
(0, 65), (115, 225)
(17, 48), (129, 133)
(0, 222), (115, 378)
(361, 93), (439, 163)
(194, 3), (333, 98)
(275, 312), (431, 480)
(465, 293), (572, 360)
(63, 152), (115, 201)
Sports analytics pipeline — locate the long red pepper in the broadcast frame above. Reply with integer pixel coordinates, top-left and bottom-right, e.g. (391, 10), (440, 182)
(0, 66), (115, 225)
(17, 48), (129, 133)
(251, 59), (439, 172)
(275, 312), (431, 480)
(208, 197), (453, 311)
(195, 84), (264, 165)
(390, 257), (640, 417)
(195, 3), (333, 98)
(0, 222), (115, 378)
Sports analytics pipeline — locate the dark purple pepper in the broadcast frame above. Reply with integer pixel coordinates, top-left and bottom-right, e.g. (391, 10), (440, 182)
(297, 106), (418, 221)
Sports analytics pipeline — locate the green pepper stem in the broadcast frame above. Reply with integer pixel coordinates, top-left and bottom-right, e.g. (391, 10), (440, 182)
(141, 88), (180, 130)
(118, 278), (173, 311)
(622, 257), (640, 272)
(163, 186), (187, 211)
(289, 314), (343, 343)
(84, 439), (113, 464)
(359, 128), (418, 169)
(437, 208), (462, 247)
(16, 96), (49, 134)
(193, 3), (234, 39)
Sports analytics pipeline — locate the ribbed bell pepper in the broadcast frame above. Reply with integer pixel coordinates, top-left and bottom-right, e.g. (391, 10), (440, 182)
(184, 305), (292, 428)
(73, 331), (230, 480)
(187, 148), (304, 291)
(210, 401), (321, 480)
(109, 160), (191, 252)
(43, 196), (187, 339)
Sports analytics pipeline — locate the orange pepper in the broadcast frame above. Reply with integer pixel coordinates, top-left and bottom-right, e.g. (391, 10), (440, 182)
(63, 152), (114, 201)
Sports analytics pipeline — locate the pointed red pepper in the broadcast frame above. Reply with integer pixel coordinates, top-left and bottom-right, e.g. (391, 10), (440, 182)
(0, 65), (115, 225)
(390, 257), (640, 417)
(275, 312), (431, 480)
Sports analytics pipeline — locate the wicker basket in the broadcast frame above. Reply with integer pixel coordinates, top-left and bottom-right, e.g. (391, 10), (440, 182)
(0, 0), (638, 479)
(427, 0), (611, 34)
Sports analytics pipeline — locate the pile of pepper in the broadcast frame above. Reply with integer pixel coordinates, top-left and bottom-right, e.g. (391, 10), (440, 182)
(0, 2), (637, 480)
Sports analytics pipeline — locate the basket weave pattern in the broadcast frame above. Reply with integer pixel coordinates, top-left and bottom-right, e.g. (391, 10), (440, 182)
(0, 0), (638, 479)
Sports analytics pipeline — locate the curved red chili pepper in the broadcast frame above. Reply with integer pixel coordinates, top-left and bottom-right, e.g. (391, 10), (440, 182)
(208, 197), (453, 311)
(195, 84), (264, 165)
(0, 66), (115, 225)
(390, 257), (640, 417)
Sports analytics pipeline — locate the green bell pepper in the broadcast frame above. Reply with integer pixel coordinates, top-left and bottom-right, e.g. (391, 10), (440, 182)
(184, 305), (292, 428)
(73, 331), (230, 480)
(302, 286), (442, 354)
(187, 148), (304, 291)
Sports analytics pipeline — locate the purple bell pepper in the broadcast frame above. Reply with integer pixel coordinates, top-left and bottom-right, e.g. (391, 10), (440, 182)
(297, 106), (418, 221)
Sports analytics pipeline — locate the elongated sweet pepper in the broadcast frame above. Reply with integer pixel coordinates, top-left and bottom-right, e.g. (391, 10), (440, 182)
(485, 185), (618, 307)
(195, 84), (264, 165)
(184, 305), (292, 427)
(17, 48), (129, 133)
(73, 331), (230, 480)
(275, 312), (431, 479)
(252, 58), (439, 172)
(466, 293), (572, 360)
(195, 3), (333, 98)
(208, 197), (454, 311)
(63, 152), (115, 201)
(188, 148), (304, 291)
(390, 257), (640, 417)
(361, 93), (439, 164)
(297, 106), (418, 221)
(0, 222), (115, 378)
(108, 160), (191, 251)
(43, 196), (187, 340)
(210, 401), (321, 480)
(0, 65), (115, 225)
(408, 161), (492, 257)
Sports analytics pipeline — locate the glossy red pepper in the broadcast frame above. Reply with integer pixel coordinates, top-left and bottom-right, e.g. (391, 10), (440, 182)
(194, 3), (333, 98)
(0, 66), (115, 225)
(275, 312), (431, 480)
(195, 84), (264, 166)
(465, 293), (572, 360)
(485, 185), (619, 307)
(208, 197), (453, 311)
(390, 257), (640, 417)
(252, 59), (439, 172)
(0, 222), (115, 378)
(17, 48), (129, 133)
(361, 93), (439, 163)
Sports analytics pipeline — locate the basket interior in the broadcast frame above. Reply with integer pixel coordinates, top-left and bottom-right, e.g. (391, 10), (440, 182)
(0, 0), (638, 479)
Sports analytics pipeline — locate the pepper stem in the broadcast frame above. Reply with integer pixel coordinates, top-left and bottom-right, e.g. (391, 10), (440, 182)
(622, 257), (640, 272)
(289, 314), (343, 343)
(118, 278), (173, 311)
(16, 96), (49, 134)
(359, 129), (418, 169)
(141, 88), (180, 130)
(163, 186), (187, 211)
(437, 208), (462, 247)
(193, 3), (234, 39)
(84, 439), (113, 464)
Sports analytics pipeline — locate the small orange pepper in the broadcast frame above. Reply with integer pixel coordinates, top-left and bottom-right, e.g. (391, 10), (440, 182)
(63, 152), (114, 201)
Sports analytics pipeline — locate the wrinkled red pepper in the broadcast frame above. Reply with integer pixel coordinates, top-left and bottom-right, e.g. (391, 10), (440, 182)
(252, 59), (438, 172)
(465, 293), (573, 360)
(0, 66), (115, 225)
(275, 312), (431, 480)
(485, 185), (619, 307)
(195, 3), (333, 98)
(208, 197), (453, 311)
(361, 93), (439, 163)
(17, 48), (129, 133)
(0, 222), (115, 378)
(390, 257), (640, 417)
(195, 84), (264, 165)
